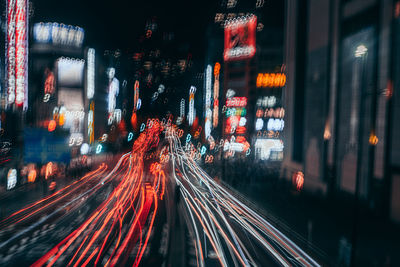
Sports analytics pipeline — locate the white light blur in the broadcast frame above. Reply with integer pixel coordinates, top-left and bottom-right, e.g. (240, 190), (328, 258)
(355, 45), (367, 58)
(226, 89), (236, 98)
(7, 169), (17, 190)
(205, 65), (213, 138)
(188, 86), (196, 126)
(158, 84), (165, 94)
(267, 119), (284, 131)
(254, 139), (284, 160)
(107, 68), (115, 80)
(257, 96), (277, 108)
(180, 98), (185, 118)
(108, 78), (119, 113)
(69, 133), (83, 147)
(57, 57), (85, 87)
(255, 118), (264, 130)
(87, 48), (95, 99)
(33, 22), (85, 47)
(239, 117), (247, 127)
(80, 143), (89, 155)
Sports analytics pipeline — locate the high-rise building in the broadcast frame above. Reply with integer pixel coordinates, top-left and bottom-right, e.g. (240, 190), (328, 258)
(283, 0), (400, 222)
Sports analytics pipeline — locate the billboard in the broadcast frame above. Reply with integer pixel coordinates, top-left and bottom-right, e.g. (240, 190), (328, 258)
(57, 57), (85, 87)
(224, 15), (256, 61)
(24, 128), (70, 163)
(33, 22), (85, 47)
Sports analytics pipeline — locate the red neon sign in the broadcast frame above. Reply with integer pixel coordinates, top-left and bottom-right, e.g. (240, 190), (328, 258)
(44, 69), (55, 94)
(7, 0), (28, 107)
(226, 97), (247, 107)
(224, 15), (257, 61)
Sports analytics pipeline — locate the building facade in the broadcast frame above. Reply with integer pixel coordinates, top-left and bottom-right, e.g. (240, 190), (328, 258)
(283, 0), (400, 222)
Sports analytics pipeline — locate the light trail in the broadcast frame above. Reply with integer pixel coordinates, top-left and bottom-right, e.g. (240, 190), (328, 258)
(32, 124), (164, 267)
(166, 128), (320, 267)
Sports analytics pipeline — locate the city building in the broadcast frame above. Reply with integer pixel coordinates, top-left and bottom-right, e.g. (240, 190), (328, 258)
(283, 0), (400, 222)
(204, 0), (285, 160)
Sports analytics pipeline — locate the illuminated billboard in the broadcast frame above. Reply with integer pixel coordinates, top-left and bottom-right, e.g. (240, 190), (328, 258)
(7, 0), (28, 107)
(33, 22), (85, 47)
(57, 57), (85, 88)
(255, 95), (285, 161)
(223, 96), (249, 156)
(224, 15), (256, 61)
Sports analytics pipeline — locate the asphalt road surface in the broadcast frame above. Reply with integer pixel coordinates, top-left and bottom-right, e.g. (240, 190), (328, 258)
(0, 123), (320, 267)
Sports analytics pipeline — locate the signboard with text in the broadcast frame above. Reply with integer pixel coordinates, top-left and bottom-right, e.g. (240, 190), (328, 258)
(224, 15), (256, 61)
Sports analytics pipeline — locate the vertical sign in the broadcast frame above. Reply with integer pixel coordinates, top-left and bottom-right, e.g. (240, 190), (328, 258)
(88, 101), (94, 144)
(213, 62), (220, 128)
(134, 80), (139, 111)
(87, 48), (95, 99)
(7, 0), (28, 107)
(7, 0), (16, 105)
(180, 98), (185, 118)
(204, 65), (212, 138)
(188, 86), (196, 126)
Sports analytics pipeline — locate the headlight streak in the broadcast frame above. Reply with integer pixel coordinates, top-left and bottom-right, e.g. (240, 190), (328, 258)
(166, 129), (320, 267)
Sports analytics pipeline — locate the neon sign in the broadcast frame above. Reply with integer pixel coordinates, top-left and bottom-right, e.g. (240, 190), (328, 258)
(180, 98), (185, 118)
(33, 22), (84, 47)
(88, 101), (94, 144)
(188, 86), (196, 126)
(256, 96), (277, 108)
(226, 97), (247, 107)
(44, 69), (55, 95)
(96, 144), (102, 154)
(108, 77), (119, 113)
(224, 15), (257, 61)
(127, 132), (133, 142)
(213, 62), (220, 128)
(256, 73), (286, 88)
(205, 65), (212, 138)
(7, 0), (28, 107)
(87, 48), (95, 99)
(226, 107), (246, 117)
(134, 80), (139, 112)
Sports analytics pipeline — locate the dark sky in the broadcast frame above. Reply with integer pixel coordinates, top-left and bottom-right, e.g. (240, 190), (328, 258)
(32, 0), (283, 58)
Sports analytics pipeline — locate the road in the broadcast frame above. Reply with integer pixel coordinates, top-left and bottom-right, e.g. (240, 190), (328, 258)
(166, 128), (320, 267)
(0, 121), (320, 266)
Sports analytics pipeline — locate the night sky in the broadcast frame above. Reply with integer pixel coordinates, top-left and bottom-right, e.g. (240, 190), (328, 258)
(32, 0), (283, 58)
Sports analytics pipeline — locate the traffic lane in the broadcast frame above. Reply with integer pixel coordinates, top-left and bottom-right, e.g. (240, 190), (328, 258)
(32, 152), (165, 266)
(0, 174), (117, 265)
(0, 154), (131, 265)
(1, 153), (130, 230)
(0, 163), (109, 229)
(169, 142), (318, 266)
